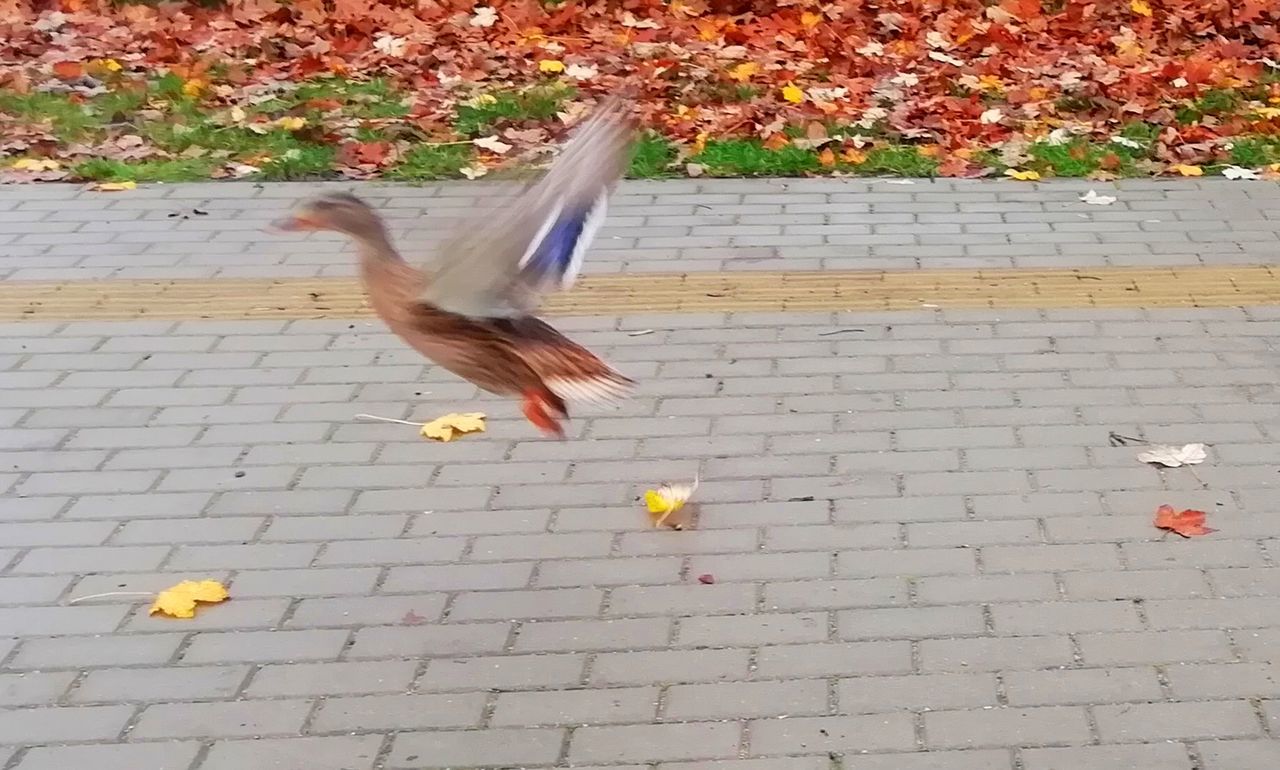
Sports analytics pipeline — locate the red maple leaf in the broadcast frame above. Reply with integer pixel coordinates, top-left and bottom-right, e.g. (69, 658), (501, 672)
(1153, 505), (1215, 538)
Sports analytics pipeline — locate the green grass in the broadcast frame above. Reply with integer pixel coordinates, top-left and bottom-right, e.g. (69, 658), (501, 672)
(454, 85), (573, 137)
(627, 133), (678, 177)
(74, 157), (216, 183)
(857, 146), (938, 176)
(692, 139), (821, 176)
(385, 143), (473, 180)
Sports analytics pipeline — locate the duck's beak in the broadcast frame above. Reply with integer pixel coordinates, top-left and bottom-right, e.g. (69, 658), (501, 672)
(270, 212), (321, 231)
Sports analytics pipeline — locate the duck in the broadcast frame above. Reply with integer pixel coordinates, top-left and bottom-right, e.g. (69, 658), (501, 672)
(273, 96), (636, 438)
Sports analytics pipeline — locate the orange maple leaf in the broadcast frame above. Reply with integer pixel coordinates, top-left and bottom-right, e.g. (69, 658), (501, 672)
(1153, 505), (1215, 538)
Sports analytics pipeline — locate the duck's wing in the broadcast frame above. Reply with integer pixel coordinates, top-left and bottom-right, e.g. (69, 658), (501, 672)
(418, 96), (635, 318)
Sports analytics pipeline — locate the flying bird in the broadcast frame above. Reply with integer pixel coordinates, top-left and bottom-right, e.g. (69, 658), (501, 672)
(274, 97), (636, 438)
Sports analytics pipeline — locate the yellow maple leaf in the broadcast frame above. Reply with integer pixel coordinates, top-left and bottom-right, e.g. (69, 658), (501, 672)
(150, 580), (229, 619)
(728, 62), (759, 82)
(538, 59), (565, 74)
(691, 131), (709, 155)
(842, 148), (868, 165)
(1005, 168), (1041, 181)
(781, 83), (804, 103)
(1169, 163), (1203, 176)
(181, 78), (206, 98)
(12, 158), (61, 172)
(644, 476), (699, 528)
(92, 58), (123, 73)
(420, 412), (487, 442)
(1253, 107), (1280, 119)
(275, 116), (307, 131)
(1130, 0), (1153, 16)
(800, 11), (822, 28)
(818, 147), (836, 167)
(91, 181), (137, 192)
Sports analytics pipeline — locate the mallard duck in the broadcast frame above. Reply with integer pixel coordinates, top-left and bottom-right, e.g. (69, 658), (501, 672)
(274, 97), (636, 438)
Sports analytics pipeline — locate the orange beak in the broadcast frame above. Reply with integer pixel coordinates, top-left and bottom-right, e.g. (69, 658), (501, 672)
(271, 212), (322, 231)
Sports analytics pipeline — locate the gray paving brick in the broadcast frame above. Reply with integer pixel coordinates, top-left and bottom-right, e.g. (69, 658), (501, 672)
(198, 735), (380, 770)
(0, 672), (76, 706)
(1022, 744), (1194, 770)
(246, 660), (417, 698)
(1198, 740), (1280, 770)
(1095, 700), (1261, 742)
(570, 721), (740, 763)
(71, 665), (247, 703)
(131, 698), (313, 739)
(13, 743), (202, 770)
(0, 704), (132, 744)
(312, 692), (485, 731)
(749, 714), (916, 754)
(389, 727), (565, 767)
(182, 629), (349, 663)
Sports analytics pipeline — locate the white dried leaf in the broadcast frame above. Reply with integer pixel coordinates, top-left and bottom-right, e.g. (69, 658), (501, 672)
(1079, 189), (1117, 205)
(928, 51), (965, 66)
(473, 135), (513, 154)
(1110, 135), (1143, 149)
(979, 108), (1004, 124)
(621, 12), (661, 28)
(565, 63), (598, 81)
(469, 6), (499, 27)
(1172, 77), (1189, 88)
(1137, 443), (1207, 468)
(1222, 165), (1260, 180)
(685, 163), (706, 178)
(856, 41), (884, 57)
(34, 11), (69, 32)
(373, 35), (408, 57)
(458, 164), (488, 179)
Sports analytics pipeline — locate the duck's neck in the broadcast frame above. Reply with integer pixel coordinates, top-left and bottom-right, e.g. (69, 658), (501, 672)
(355, 235), (427, 325)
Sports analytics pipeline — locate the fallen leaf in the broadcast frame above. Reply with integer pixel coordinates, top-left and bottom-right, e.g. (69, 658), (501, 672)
(565, 63), (598, 81)
(979, 108), (1004, 124)
(781, 83), (804, 104)
(275, 116), (307, 132)
(149, 580), (229, 619)
(1154, 504), (1215, 538)
(459, 164), (488, 179)
(1004, 169), (1041, 181)
(420, 412), (486, 442)
(842, 148), (868, 165)
(1137, 443), (1207, 468)
(729, 62), (759, 82)
(1222, 165), (1260, 180)
(473, 135), (513, 154)
(1079, 189), (1117, 205)
(401, 609), (428, 625)
(373, 35), (409, 57)
(90, 181), (137, 191)
(817, 147), (836, 167)
(644, 475), (699, 529)
(1130, 0), (1153, 17)
(538, 60), (566, 74)
(12, 158), (62, 172)
(469, 6), (499, 27)
(697, 573), (716, 584)
(1170, 164), (1204, 177)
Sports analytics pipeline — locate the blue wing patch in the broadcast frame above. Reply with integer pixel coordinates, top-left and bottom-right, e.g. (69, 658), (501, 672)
(518, 191), (607, 290)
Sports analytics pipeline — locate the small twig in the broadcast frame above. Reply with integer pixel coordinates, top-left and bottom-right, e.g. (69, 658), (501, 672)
(1186, 465), (1208, 488)
(354, 413), (422, 426)
(818, 328), (866, 336)
(1108, 431), (1146, 447)
(68, 591), (154, 605)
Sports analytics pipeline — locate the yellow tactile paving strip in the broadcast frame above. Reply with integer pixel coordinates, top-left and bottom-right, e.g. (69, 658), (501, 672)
(3, 265), (1280, 321)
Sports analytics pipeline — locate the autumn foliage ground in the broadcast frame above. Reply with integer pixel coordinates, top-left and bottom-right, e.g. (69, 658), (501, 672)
(2, 0), (1280, 182)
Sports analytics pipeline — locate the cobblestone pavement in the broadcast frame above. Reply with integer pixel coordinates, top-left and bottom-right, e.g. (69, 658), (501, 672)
(1, 178), (1279, 769)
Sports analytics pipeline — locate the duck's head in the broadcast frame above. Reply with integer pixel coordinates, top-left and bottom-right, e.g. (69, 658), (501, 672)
(273, 192), (385, 241)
